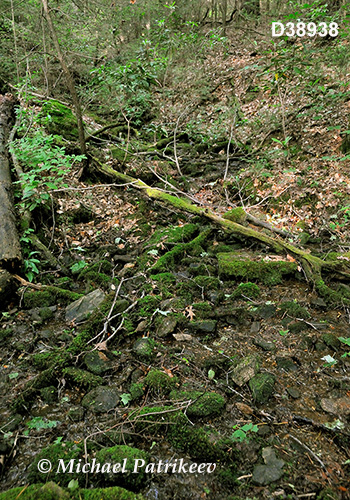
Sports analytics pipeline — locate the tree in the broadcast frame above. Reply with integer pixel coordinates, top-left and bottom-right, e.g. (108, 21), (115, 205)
(41, 0), (87, 157)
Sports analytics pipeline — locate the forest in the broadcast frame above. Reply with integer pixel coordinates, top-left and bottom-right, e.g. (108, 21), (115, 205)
(0, 0), (350, 499)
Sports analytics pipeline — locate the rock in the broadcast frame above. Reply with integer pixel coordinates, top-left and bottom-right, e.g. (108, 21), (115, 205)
(171, 390), (225, 418)
(321, 332), (341, 350)
(65, 289), (105, 323)
(276, 356), (299, 372)
(68, 407), (85, 422)
(250, 321), (261, 333)
(231, 355), (260, 387)
(253, 336), (276, 352)
(84, 350), (113, 375)
(81, 386), (120, 413)
(252, 447), (285, 485)
(320, 397), (350, 416)
(255, 304), (277, 319)
(310, 297), (327, 309)
(173, 333), (193, 341)
(287, 387), (300, 399)
(249, 373), (275, 403)
(156, 316), (177, 337)
(40, 386), (58, 404)
(132, 337), (155, 363)
(0, 270), (17, 308)
(189, 320), (217, 334)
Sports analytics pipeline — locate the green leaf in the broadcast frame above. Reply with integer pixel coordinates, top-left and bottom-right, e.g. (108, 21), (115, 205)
(208, 369), (215, 380)
(68, 479), (79, 490)
(338, 337), (350, 346)
(120, 393), (132, 406)
(9, 372), (19, 380)
(70, 261), (87, 273)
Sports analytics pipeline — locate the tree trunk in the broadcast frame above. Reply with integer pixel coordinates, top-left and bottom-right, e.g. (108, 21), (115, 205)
(0, 94), (22, 270)
(41, 0), (87, 157)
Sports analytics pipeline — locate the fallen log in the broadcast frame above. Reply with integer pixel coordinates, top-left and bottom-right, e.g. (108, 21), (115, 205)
(0, 94), (22, 270)
(95, 160), (350, 306)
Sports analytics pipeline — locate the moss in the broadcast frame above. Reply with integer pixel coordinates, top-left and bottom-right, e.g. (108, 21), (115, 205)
(129, 382), (144, 401)
(150, 272), (176, 296)
(0, 482), (146, 500)
(79, 271), (116, 287)
(194, 276), (221, 289)
(316, 279), (350, 306)
(145, 223), (198, 248)
(95, 445), (149, 490)
(29, 442), (84, 486)
(279, 300), (310, 319)
(110, 147), (132, 163)
(41, 100), (79, 140)
(32, 350), (72, 370)
(143, 369), (178, 394)
(0, 328), (13, 344)
(218, 252), (297, 285)
(131, 406), (230, 462)
(192, 302), (212, 318)
(223, 207), (247, 224)
(170, 390), (225, 418)
(232, 282), (260, 299)
(62, 367), (104, 389)
(150, 229), (211, 273)
(68, 294), (129, 354)
(79, 260), (113, 276)
(23, 288), (82, 309)
(249, 373), (275, 403)
(137, 294), (162, 317)
(39, 307), (54, 321)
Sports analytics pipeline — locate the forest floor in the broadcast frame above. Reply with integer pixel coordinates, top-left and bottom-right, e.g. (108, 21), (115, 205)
(1, 24), (350, 500)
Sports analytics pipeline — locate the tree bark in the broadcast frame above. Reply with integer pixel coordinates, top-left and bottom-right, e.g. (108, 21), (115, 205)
(41, 0), (87, 157)
(0, 94), (22, 270)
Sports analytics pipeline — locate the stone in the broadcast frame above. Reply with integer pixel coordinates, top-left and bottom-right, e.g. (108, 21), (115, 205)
(81, 386), (120, 413)
(250, 321), (261, 333)
(156, 316), (177, 337)
(249, 373), (275, 403)
(231, 355), (260, 387)
(255, 304), (276, 319)
(84, 350), (113, 375)
(252, 447), (285, 485)
(132, 337), (155, 363)
(189, 320), (217, 335)
(253, 336), (276, 352)
(68, 407), (84, 422)
(276, 356), (299, 372)
(65, 289), (105, 323)
(320, 397), (350, 416)
(287, 387), (301, 399)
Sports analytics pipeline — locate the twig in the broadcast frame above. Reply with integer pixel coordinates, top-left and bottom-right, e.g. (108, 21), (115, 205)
(288, 434), (328, 472)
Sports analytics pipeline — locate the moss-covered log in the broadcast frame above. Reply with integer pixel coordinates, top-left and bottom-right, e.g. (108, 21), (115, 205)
(95, 162), (350, 305)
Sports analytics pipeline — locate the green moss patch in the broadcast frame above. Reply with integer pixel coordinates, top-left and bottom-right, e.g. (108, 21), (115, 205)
(218, 252), (297, 285)
(223, 207), (247, 224)
(232, 282), (260, 299)
(0, 482), (145, 500)
(41, 100), (79, 140)
(279, 300), (310, 319)
(62, 367), (104, 389)
(143, 369), (178, 394)
(170, 390), (225, 418)
(23, 288), (82, 308)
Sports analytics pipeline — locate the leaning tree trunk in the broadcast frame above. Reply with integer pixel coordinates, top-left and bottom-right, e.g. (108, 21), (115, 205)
(0, 94), (22, 306)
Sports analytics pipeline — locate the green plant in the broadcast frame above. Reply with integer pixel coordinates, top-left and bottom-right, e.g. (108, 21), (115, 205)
(10, 128), (85, 212)
(231, 422), (258, 443)
(23, 251), (41, 282)
(24, 416), (59, 435)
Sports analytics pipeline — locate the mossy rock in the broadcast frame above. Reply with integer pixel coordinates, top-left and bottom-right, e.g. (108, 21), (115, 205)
(29, 442), (84, 486)
(62, 367), (104, 389)
(194, 276), (220, 289)
(137, 295), (161, 317)
(218, 252), (297, 285)
(150, 272), (176, 296)
(95, 445), (149, 490)
(143, 369), (178, 394)
(145, 223), (198, 248)
(0, 482), (145, 499)
(129, 382), (144, 401)
(41, 100), (79, 140)
(23, 288), (82, 309)
(170, 390), (225, 418)
(232, 282), (260, 299)
(279, 300), (310, 319)
(68, 294), (129, 355)
(249, 373), (275, 403)
(111, 147), (132, 163)
(132, 337), (156, 363)
(131, 406), (231, 462)
(223, 207), (247, 224)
